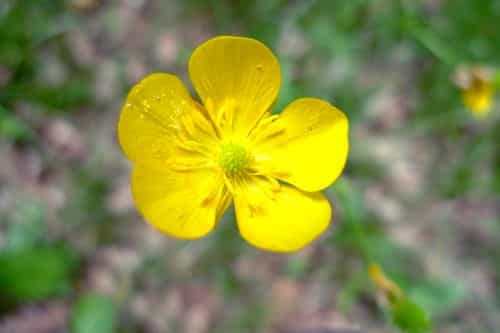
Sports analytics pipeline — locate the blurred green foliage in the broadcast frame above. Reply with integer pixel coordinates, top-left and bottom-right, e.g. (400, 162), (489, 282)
(0, 0), (91, 142)
(0, 200), (79, 310)
(3, 201), (46, 251)
(408, 279), (466, 318)
(70, 293), (118, 333)
(0, 246), (79, 307)
(0, 105), (34, 141)
(391, 298), (431, 333)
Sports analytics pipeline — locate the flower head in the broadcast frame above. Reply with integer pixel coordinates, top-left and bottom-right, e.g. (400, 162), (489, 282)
(455, 65), (496, 116)
(118, 36), (349, 252)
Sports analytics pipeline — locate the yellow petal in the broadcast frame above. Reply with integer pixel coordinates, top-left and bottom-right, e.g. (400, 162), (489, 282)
(189, 36), (281, 136)
(131, 167), (229, 239)
(233, 177), (331, 252)
(253, 98), (349, 192)
(118, 73), (213, 171)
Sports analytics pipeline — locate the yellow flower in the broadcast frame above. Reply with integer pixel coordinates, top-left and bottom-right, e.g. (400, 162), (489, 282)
(117, 36), (349, 252)
(456, 66), (495, 115)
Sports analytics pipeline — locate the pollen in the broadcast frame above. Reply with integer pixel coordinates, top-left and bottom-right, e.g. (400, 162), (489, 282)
(218, 142), (249, 176)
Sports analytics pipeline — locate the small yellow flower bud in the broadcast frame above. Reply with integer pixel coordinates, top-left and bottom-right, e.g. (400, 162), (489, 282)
(454, 65), (496, 116)
(369, 263), (403, 304)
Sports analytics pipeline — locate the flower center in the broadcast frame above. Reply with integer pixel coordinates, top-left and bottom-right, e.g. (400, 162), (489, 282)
(218, 142), (249, 176)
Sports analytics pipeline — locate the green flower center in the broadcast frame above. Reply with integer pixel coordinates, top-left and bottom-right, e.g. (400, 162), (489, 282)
(218, 142), (249, 176)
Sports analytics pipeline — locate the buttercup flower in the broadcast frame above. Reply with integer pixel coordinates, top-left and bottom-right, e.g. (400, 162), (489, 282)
(118, 36), (349, 252)
(455, 65), (496, 116)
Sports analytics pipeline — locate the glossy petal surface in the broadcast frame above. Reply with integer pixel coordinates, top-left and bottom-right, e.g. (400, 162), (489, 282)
(233, 177), (331, 252)
(131, 167), (228, 239)
(118, 73), (210, 171)
(254, 98), (348, 192)
(189, 36), (281, 136)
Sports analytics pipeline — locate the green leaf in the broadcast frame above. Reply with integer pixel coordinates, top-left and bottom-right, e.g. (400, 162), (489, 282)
(0, 246), (79, 303)
(408, 279), (466, 317)
(391, 298), (431, 333)
(70, 293), (118, 333)
(408, 24), (458, 66)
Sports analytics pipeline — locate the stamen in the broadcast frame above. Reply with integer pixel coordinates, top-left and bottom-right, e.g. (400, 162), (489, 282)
(248, 114), (286, 145)
(174, 137), (212, 157)
(172, 109), (219, 159)
(202, 98), (223, 138)
(166, 159), (216, 172)
(201, 173), (224, 207)
(253, 175), (280, 201)
(222, 173), (236, 194)
(249, 114), (279, 137)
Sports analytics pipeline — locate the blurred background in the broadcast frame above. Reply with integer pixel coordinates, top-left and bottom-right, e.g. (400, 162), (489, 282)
(0, 0), (499, 332)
